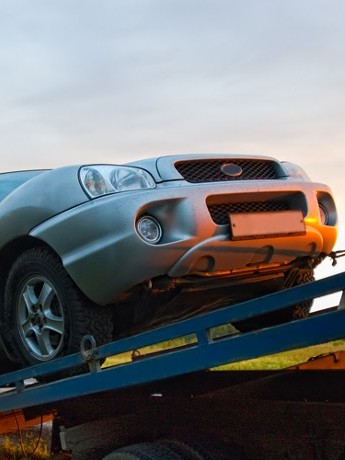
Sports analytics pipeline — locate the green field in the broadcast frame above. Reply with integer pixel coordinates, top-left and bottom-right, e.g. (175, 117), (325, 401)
(104, 338), (345, 370)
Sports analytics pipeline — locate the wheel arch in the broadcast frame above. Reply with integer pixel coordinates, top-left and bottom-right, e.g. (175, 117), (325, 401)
(0, 236), (61, 306)
(0, 237), (61, 362)
(0, 243), (113, 368)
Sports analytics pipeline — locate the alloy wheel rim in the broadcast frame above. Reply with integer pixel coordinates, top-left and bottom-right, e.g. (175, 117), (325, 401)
(17, 276), (65, 361)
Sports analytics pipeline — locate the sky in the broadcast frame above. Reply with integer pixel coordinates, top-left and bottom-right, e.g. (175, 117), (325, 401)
(1, 0), (345, 281)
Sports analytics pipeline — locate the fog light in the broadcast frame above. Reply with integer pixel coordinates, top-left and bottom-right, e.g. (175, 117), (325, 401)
(136, 216), (162, 244)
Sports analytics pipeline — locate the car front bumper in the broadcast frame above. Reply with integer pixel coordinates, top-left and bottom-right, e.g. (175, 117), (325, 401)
(30, 180), (337, 305)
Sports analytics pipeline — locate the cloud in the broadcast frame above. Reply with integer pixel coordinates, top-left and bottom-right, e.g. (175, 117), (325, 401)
(0, 0), (344, 176)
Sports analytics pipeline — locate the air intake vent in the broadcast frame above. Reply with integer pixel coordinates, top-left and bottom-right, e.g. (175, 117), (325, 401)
(175, 159), (280, 183)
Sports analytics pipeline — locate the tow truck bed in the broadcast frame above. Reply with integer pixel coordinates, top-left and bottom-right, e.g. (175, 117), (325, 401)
(1, 271), (345, 459)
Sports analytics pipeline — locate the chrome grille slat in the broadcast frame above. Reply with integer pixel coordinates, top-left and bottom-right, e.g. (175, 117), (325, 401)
(208, 201), (289, 225)
(175, 159), (280, 183)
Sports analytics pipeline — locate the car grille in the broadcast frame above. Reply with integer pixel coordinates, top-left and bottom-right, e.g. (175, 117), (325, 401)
(208, 201), (289, 225)
(175, 159), (280, 183)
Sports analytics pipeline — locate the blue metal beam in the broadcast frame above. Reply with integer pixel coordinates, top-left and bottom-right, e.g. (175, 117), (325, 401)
(1, 271), (345, 413)
(2, 271), (345, 386)
(1, 310), (345, 413)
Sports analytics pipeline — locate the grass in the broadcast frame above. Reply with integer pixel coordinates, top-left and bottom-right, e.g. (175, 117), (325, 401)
(0, 431), (50, 459)
(104, 328), (345, 371)
(216, 339), (345, 370)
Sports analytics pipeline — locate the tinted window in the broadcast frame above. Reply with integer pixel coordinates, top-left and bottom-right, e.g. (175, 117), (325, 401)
(0, 170), (47, 202)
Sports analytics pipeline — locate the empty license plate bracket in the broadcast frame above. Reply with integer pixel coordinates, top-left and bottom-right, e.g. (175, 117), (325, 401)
(229, 210), (306, 240)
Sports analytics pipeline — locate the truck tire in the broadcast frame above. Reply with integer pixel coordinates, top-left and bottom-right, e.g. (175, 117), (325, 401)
(103, 439), (207, 460)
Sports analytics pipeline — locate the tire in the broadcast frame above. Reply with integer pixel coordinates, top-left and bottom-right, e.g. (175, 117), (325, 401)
(103, 439), (240, 460)
(3, 247), (112, 368)
(103, 439), (206, 460)
(234, 268), (314, 332)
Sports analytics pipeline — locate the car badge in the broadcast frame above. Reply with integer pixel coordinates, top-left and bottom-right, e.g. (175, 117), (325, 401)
(221, 163), (243, 177)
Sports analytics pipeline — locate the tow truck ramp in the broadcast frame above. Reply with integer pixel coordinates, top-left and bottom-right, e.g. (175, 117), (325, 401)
(1, 271), (345, 459)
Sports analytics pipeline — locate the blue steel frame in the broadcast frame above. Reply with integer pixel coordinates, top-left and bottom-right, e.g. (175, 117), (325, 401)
(1, 272), (345, 413)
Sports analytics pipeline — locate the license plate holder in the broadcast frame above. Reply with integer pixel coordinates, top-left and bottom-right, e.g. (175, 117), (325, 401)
(229, 210), (306, 240)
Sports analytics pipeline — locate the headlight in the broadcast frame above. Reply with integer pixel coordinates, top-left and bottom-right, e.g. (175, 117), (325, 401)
(79, 165), (156, 198)
(317, 192), (337, 226)
(281, 162), (310, 181)
(319, 204), (329, 225)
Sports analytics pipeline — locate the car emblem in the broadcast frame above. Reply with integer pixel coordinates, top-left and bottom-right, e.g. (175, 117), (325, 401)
(221, 163), (243, 177)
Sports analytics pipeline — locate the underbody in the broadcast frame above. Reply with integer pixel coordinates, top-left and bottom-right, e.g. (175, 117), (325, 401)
(113, 255), (320, 335)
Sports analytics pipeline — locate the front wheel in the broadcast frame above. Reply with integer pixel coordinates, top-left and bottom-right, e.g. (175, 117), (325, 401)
(3, 247), (112, 367)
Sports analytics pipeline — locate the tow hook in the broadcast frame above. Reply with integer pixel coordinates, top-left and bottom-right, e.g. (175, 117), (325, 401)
(328, 250), (345, 267)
